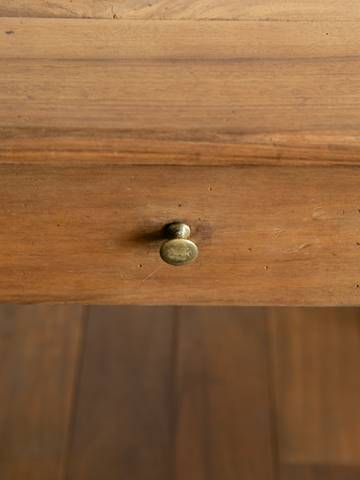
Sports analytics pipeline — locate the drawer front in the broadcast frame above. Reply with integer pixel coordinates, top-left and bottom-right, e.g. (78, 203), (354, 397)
(1, 164), (360, 305)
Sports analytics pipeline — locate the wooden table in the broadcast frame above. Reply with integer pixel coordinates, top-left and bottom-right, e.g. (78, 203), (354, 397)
(1, 1), (360, 305)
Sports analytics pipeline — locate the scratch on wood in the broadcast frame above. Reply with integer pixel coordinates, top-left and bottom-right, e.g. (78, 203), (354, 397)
(313, 204), (324, 218)
(285, 243), (311, 252)
(143, 266), (162, 282)
(46, 2), (77, 15)
(273, 227), (286, 238)
(298, 243), (311, 250)
(313, 203), (332, 219)
(119, 271), (128, 284)
(329, 288), (339, 303)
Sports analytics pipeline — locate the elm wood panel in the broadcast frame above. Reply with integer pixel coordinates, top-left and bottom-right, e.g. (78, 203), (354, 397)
(2, 164), (360, 305)
(5, 19), (355, 61)
(268, 308), (360, 469)
(3, 128), (360, 168)
(0, 305), (86, 480)
(1, 19), (360, 166)
(0, 0), (359, 21)
(173, 307), (274, 480)
(68, 306), (174, 480)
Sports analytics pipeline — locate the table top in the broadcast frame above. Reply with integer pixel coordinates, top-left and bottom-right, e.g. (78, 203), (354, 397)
(1, 1), (360, 167)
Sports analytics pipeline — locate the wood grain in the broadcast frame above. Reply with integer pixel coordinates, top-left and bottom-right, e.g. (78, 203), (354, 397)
(3, 19), (358, 60)
(0, 0), (359, 21)
(173, 307), (274, 480)
(5, 163), (360, 305)
(2, 165), (360, 305)
(1, 19), (360, 166)
(268, 308), (360, 477)
(68, 306), (174, 480)
(0, 305), (85, 480)
(280, 464), (360, 480)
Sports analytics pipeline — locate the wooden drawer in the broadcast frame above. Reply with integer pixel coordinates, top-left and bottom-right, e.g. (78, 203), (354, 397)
(1, 164), (360, 305)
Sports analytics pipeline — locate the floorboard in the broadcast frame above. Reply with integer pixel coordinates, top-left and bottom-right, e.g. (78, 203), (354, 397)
(68, 306), (174, 480)
(173, 306), (274, 480)
(280, 464), (360, 480)
(0, 305), (85, 480)
(268, 307), (360, 478)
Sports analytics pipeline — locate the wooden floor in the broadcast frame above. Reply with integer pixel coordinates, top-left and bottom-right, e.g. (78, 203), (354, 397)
(1, 306), (360, 480)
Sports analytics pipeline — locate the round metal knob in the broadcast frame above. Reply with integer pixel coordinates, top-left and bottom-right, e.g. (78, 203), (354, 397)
(160, 223), (198, 266)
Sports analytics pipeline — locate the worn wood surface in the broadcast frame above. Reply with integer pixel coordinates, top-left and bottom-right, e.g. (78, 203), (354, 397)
(68, 306), (174, 480)
(1, 19), (360, 166)
(1, 165), (360, 305)
(1, 0), (359, 21)
(0, 305), (85, 480)
(269, 307), (360, 478)
(1, 15), (360, 305)
(174, 307), (274, 480)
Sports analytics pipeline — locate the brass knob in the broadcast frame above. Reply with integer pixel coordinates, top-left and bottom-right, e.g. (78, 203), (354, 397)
(160, 223), (198, 266)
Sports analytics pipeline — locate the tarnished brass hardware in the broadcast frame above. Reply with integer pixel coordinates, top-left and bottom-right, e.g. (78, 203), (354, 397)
(160, 223), (198, 266)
